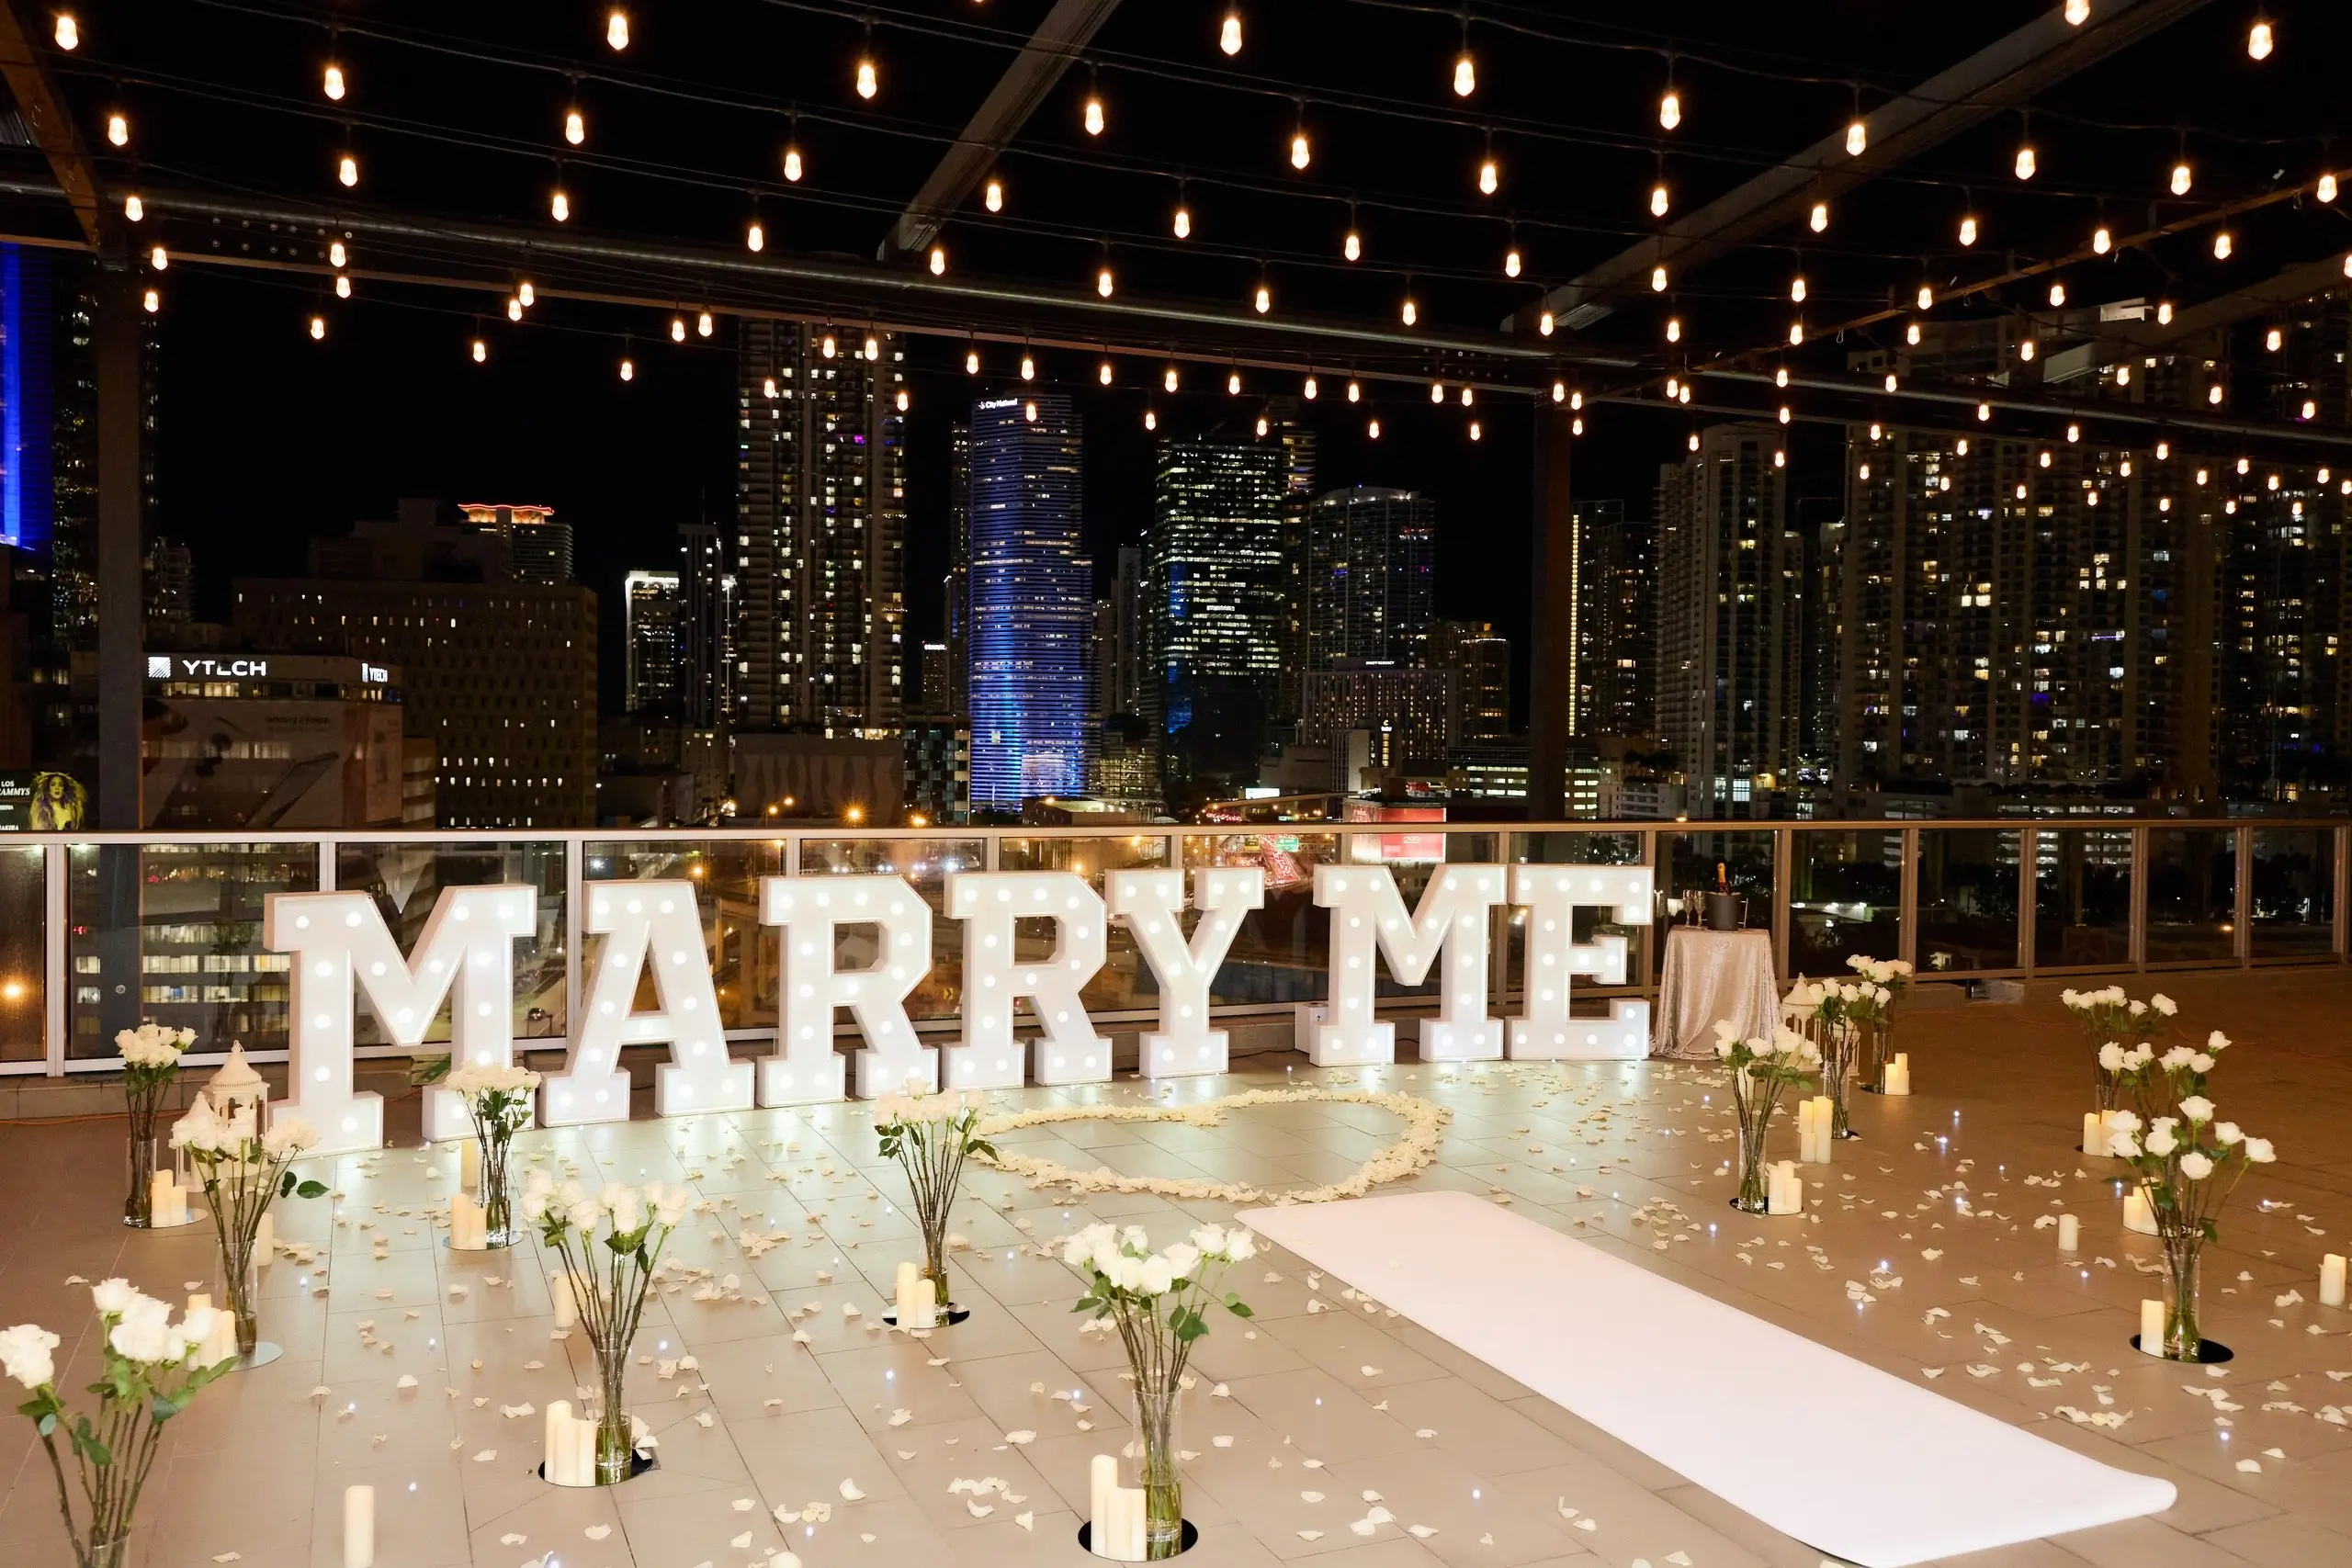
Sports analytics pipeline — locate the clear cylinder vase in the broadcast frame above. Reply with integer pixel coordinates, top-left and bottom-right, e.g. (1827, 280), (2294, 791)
(217, 1209), (262, 1359)
(1131, 1385), (1184, 1559)
(2161, 1235), (2203, 1360)
(1858, 1019), (1886, 1089)
(76, 1536), (130, 1568)
(125, 1134), (159, 1228)
(593, 1351), (633, 1484)
(1821, 1025), (1855, 1137)
(479, 1127), (514, 1247)
(922, 1223), (950, 1313)
(1732, 1120), (1771, 1213)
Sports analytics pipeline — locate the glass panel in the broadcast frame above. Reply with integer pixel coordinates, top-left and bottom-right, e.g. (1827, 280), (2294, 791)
(1181, 831), (1340, 1007)
(1507, 832), (1649, 1004)
(1654, 831), (1777, 976)
(1786, 829), (1903, 978)
(584, 840), (785, 1030)
(2144, 829), (2235, 964)
(2031, 829), (2132, 968)
(0, 846), (43, 1061)
(334, 841), (568, 1043)
(1916, 829), (2022, 974)
(2251, 827), (2334, 959)
(998, 834), (1173, 1015)
(72, 843), (319, 1060)
(799, 838), (983, 1021)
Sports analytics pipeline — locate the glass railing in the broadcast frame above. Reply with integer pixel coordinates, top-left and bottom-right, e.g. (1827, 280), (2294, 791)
(4, 819), (2339, 1072)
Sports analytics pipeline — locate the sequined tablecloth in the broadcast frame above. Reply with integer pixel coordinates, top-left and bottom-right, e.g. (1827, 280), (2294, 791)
(1651, 927), (1778, 1060)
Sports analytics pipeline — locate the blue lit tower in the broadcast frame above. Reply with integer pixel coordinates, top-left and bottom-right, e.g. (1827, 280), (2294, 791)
(967, 393), (1091, 807)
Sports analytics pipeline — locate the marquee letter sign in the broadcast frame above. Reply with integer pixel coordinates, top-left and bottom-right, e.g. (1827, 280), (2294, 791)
(1310, 863), (1510, 1065)
(1109, 867), (1263, 1078)
(1509, 863), (1654, 1058)
(760, 874), (933, 1103)
(946, 873), (1112, 1089)
(264, 886), (536, 1155)
(541, 881), (750, 1125)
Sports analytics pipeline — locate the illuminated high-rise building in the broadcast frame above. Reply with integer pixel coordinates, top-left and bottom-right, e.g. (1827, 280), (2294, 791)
(1147, 430), (1286, 784)
(1305, 485), (1434, 670)
(1572, 502), (1655, 739)
(675, 521), (731, 731)
(733, 321), (906, 735)
(967, 393), (1091, 807)
(460, 502), (571, 584)
(623, 569), (681, 715)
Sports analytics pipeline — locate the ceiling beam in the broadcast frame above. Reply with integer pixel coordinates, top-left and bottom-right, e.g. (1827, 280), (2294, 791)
(1509, 0), (2216, 335)
(877, 0), (1122, 262)
(2041, 252), (2352, 382)
(0, 1), (97, 246)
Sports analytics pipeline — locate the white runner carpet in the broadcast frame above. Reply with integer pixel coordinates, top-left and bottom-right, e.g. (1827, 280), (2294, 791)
(1239, 1190), (2175, 1568)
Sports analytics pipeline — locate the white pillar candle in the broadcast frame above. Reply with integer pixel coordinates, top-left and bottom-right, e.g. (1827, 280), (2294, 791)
(1883, 1057), (1910, 1096)
(544, 1400), (571, 1479)
(2139, 1298), (2165, 1355)
(551, 1272), (577, 1330)
(2082, 1112), (2105, 1157)
(2322, 1254), (2347, 1308)
(459, 1138), (480, 1191)
(893, 1261), (918, 1325)
(2057, 1213), (2079, 1252)
(1795, 1100), (1815, 1164)
(1090, 1453), (1118, 1556)
(2122, 1190), (2155, 1235)
(254, 1210), (275, 1260)
(343, 1483), (375, 1568)
(149, 1169), (176, 1224)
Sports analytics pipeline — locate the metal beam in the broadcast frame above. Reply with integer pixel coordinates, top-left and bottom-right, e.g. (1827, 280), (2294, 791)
(2041, 253), (2352, 382)
(0, 0), (98, 245)
(1510, 0), (2216, 334)
(878, 0), (1122, 262)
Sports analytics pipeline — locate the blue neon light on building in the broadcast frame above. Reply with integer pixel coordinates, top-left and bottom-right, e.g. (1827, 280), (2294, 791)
(0, 243), (55, 552)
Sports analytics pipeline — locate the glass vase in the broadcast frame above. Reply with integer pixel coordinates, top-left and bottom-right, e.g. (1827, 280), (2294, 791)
(215, 1190), (264, 1359)
(75, 1536), (130, 1568)
(2159, 1231), (2203, 1360)
(1732, 1118), (1771, 1213)
(1858, 1018), (1887, 1090)
(125, 1134), (159, 1228)
(1130, 1384), (1184, 1559)
(592, 1342), (634, 1484)
(1820, 1023), (1855, 1137)
(478, 1125), (514, 1247)
(922, 1221), (951, 1313)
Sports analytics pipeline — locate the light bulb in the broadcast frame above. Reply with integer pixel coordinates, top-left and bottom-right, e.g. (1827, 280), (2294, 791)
(1659, 89), (1680, 130)
(1846, 119), (1867, 157)
(566, 107), (586, 146)
(671, 317), (686, 343)
(1164, 366), (1179, 391)
(1346, 379), (1361, 402)
(1461, 386), (1474, 407)
(984, 178), (1003, 212)
(2239, 457), (2251, 474)
(1776, 367), (1789, 387)
(2093, 225), (2111, 254)
(507, 297), (523, 321)
(1099, 360), (1113, 386)
(53, 12), (75, 50)
(1144, 409), (1158, 430)
(966, 348), (979, 374)
(309, 314), (326, 340)
(1097, 267), (1114, 298)
(1469, 421), (1482, 442)
(1172, 205), (1191, 238)
(897, 389), (910, 412)
(1809, 201), (1828, 232)
(1959, 214), (1978, 246)
(2213, 230), (2233, 259)
(1368, 419), (1382, 439)
(1304, 374), (1318, 400)
(1400, 296), (1417, 325)
(147, 243), (167, 270)
(1917, 284), (1934, 310)
(1219, 9), (1242, 54)
(821, 333), (837, 358)
(2065, 0), (2090, 23)
(123, 193), (141, 221)
(1650, 182), (1669, 218)
(1791, 275), (1807, 303)
(1666, 317), (1680, 343)
(1778, 405), (1792, 425)
(2171, 162), (2192, 197)
(141, 287), (157, 313)
(928, 245), (945, 276)
(747, 219), (765, 252)
(1291, 131), (1311, 170)
(323, 62), (345, 101)
(1906, 322), (1921, 345)
(863, 334), (877, 360)
(620, 356), (634, 380)
(106, 112), (127, 147)
(1021, 353), (1035, 379)
(550, 186), (570, 221)
(2321, 173), (2340, 203)
(1256, 414), (1269, 437)
(2015, 143), (2036, 180)
(337, 152), (359, 187)
(518, 280), (534, 307)
(1454, 52), (1476, 97)
(2157, 299), (2174, 323)
(2019, 338), (2037, 361)
(471, 337), (487, 363)
(1774, 450), (1786, 469)
(1478, 158), (1498, 196)
(1538, 310), (1555, 336)
(2267, 327), (2283, 351)
(606, 7), (628, 50)
(1343, 229), (1361, 261)
(2049, 282), (2066, 307)
(1689, 433), (1701, 452)
(1651, 264), (1668, 291)
(856, 58), (877, 99)
(1504, 247), (1521, 278)
(1233, 371), (1246, 395)
(1253, 284), (1271, 313)
(1551, 380), (1566, 403)
(697, 310), (714, 337)
(1083, 96), (1104, 136)
(334, 274), (351, 299)
(2157, 441), (2169, 459)
(1789, 321), (1804, 345)
(2117, 366), (2130, 385)
(2248, 19), (2272, 60)
(783, 146), (803, 182)
(1884, 374), (1897, 392)
(1978, 402), (1991, 422)
(1957, 438), (1970, 455)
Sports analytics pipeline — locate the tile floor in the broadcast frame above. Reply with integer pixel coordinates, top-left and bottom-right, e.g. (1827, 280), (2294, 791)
(6, 967), (2352, 1568)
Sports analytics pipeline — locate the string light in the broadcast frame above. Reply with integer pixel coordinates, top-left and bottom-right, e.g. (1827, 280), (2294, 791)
(1453, 31), (1476, 97)
(1164, 365), (1179, 391)
(966, 346), (979, 374)
(1808, 201), (1828, 232)
(517, 280), (534, 308)
(747, 217), (766, 252)
(147, 244), (165, 270)
(2213, 231), (2233, 259)
(104, 111), (127, 147)
(1478, 148), (1499, 197)
(2247, 18), (2272, 60)
(928, 244), (945, 275)
(1790, 274), (1807, 303)
(566, 106), (586, 146)
(1343, 227), (1362, 262)
(1778, 405), (1792, 425)
(1665, 377), (1679, 400)
(2066, 423), (2081, 443)
(1023, 400), (1038, 423)
(820, 332), (838, 359)
(2019, 338), (2036, 361)
(507, 297), (524, 321)
(1906, 321), (1921, 345)
(550, 181), (571, 221)
(1219, 8), (1242, 55)
(1538, 310), (1555, 335)
(2064, 0), (2090, 24)
(1504, 244), (1521, 278)
(606, 7), (628, 50)
(671, 316), (686, 343)
(984, 177), (1003, 212)
(1650, 181), (1669, 218)
(856, 29), (878, 100)
(1083, 87), (1105, 137)
(2157, 299), (2174, 323)
(1959, 213), (1978, 246)
(309, 314), (327, 341)
(1021, 352), (1035, 379)
(1172, 193), (1192, 238)
(1253, 282), (1271, 314)
(1773, 450), (1786, 469)
(1430, 381), (1444, 403)
(783, 143), (804, 182)
(1256, 414), (1270, 437)
(1917, 284), (1934, 310)
(2321, 173), (2340, 203)
(53, 13), (75, 50)
(1368, 418), (1382, 439)
(1347, 379), (1361, 402)
(897, 389), (910, 412)
(2267, 326), (2283, 351)
(1979, 402), (1992, 422)
(1651, 264), (1668, 292)
(698, 310), (715, 338)
(471, 336), (487, 363)
(141, 287), (158, 313)
(1846, 118), (1867, 157)
(329, 239), (346, 267)
(2014, 139), (2037, 180)
(2093, 225), (2112, 254)
(1665, 315), (1680, 343)
(1291, 125), (1311, 171)
(337, 150), (359, 187)
(1774, 367), (1789, 388)
(334, 274), (351, 299)
(1400, 295), (1418, 325)
(1659, 85), (1680, 131)
(2171, 160), (2192, 197)
(323, 62), (346, 102)
(1097, 265), (1114, 298)
(1689, 433), (1700, 452)
(863, 333), (878, 360)
(1469, 421), (1482, 442)
(2049, 282), (2066, 307)
(1789, 321), (1804, 345)
(1304, 374), (1318, 400)
(1460, 386), (1475, 407)
(1551, 380), (1566, 403)
(1144, 408), (1157, 430)
(2156, 441), (2170, 459)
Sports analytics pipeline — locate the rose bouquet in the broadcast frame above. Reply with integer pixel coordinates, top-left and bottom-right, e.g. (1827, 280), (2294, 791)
(1842, 954), (1912, 1089)
(1715, 1020), (1820, 1213)
(2102, 1026), (2228, 1124)
(444, 1062), (539, 1244)
(114, 1022), (194, 1227)
(1063, 1223), (1255, 1559)
(2104, 1100), (2274, 1359)
(1785, 979), (1865, 1136)
(168, 1100), (323, 1360)
(2062, 986), (2172, 1111)
(522, 1171), (691, 1484)
(873, 1081), (995, 1317)
(5, 1280), (236, 1568)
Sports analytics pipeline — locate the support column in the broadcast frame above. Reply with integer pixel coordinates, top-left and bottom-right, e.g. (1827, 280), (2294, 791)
(95, 262), (141, 829)
(1528, 404), (1575, 821)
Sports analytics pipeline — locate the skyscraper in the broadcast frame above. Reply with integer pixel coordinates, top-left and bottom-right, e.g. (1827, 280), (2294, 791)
(944, 416), (971, 717)
(1656, 423), (1804, 818)
(1267, 402), (1318, 721)
(1429, 620), (1510, 741)
(1572, 502), (1656, 740)
(460, 503), (572, 584)
(1096, 545), (1144, 719)
(967, 393), (1091, 807)
(675, 521), (731, 731)
(1147, 429), (1287, 784)
(624, 570), (682, 715)
(1304, 485), (1435, 670)
(733, 321), (907, 736)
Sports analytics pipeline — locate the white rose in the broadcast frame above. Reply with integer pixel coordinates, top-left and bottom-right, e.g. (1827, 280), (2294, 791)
(602, 1185), (644, 1233)
(2244, 1137), (2276, 1164)
(1189, 1224), (1227, 1258)
(1161, 1243), (1201, 1281)
(2127, 1000), (2147, 1017)
(2150, 993), (2176, 1016)
(180, 1304), (219, 1351)
(2125, 1045), (2154, 1070)
(0, 1325), (59, 1388)
(1711, 1019), (1739, 1044)
(2061, 989), (2083, 1008)
(1106, 1256), (1146, 1293)
(2178, 1151), (2214, 1181)
(90, 1279), (139, 1318)
(2188, 1052), (2214, 1074)
(107, 1298), (175, 1364)
(2109, 1132), (2141, 1158)
(1121, 1224), (1150, 1252)
(1887, 960), (1913, 976)
(1226, 1231), (1256, 1262)
(566, 1201), (602, 1233)
(2177, 1096), (2214, 1124)
(2098, 1043), (2125, 1072)
(1713, 1037), (1735, 1061)
(169, 1100), (224, 1154)
(2144, 1125), (2178, 1156)
(262, 1117), (319, 1158)
(1139, 1257), (1175, 1296)
(2106, 1110), (2142, 1135)
(2214, 1122), (2243, 1145)
(2207, 1031), (2230, 1051)
(651, 1185), (691, 1227)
